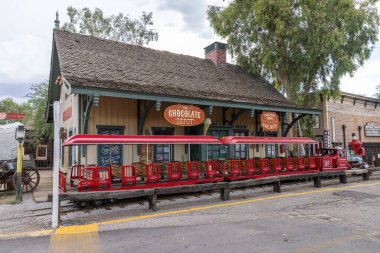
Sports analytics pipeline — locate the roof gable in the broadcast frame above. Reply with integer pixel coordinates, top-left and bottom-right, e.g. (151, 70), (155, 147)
(53, 29), (293, 107)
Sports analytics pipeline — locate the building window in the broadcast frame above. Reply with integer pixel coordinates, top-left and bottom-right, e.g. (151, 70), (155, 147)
(265, 144), (277, 158)
(312, 115), (320, 129)
(331, 117), (335, 142)
(154, 145), (171, 163)
(264, 132), (278, 157)
(234, 130), (248, 159)
(152, 127), (174, 163)
(207, 128), (231, 160)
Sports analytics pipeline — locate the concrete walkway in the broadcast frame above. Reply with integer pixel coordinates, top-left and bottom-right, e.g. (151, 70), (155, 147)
(33, 169), (52, 203)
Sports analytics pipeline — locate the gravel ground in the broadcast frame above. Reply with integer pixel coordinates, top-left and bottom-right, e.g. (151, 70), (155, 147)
(0, 173), (379, 235)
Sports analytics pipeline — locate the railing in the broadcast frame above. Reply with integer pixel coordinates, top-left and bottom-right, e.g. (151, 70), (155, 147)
(59, 171), (67, 192)
(168, 162), (181, 181)
(188, 161), (200, 180)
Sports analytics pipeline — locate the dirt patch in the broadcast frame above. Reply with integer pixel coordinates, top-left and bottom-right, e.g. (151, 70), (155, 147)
(0, 191), (17, 205)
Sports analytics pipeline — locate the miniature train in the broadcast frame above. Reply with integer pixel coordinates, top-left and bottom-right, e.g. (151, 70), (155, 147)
(59, 134), (362, 193)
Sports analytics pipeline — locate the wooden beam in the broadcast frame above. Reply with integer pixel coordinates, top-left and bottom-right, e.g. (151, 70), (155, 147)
(137, 101), (154, 135)
(71, 87), (321, 115)
(283, 114), (308, 137)
(231, 109), (246, 125)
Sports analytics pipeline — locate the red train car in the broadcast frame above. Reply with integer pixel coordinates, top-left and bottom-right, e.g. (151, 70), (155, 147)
(60, 134), (350, 193)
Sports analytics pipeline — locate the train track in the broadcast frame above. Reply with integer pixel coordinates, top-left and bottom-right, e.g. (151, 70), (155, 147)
(1, 173), (379, 223)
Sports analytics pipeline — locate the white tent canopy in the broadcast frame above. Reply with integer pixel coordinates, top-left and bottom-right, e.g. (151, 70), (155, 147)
(0, 122), (23, 160)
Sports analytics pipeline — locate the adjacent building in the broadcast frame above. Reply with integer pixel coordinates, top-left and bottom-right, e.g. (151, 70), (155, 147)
(312, 92), (380, 164)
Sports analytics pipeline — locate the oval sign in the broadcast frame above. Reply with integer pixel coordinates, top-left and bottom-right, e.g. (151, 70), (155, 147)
(164, 104), (205, 126)
(261, 111), (279, 132)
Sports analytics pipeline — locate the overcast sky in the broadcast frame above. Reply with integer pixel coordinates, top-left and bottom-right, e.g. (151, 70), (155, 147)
(0, 0), (379, 103)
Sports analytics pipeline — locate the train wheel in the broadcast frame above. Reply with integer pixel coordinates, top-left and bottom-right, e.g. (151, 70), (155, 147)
(12, 167), (40, 193)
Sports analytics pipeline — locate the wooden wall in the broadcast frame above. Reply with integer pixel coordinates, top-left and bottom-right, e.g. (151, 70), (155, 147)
(77, 96), (282, 165)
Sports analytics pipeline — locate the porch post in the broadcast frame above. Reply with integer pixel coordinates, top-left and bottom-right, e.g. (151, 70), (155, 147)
(52, 101), (60, 228)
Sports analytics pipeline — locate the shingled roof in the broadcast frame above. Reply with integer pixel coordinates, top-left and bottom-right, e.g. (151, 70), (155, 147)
(53, 29), (295, 108)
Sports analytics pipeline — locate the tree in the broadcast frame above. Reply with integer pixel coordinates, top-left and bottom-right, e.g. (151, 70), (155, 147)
(26, 81), (53, 144)
(374, 84), (380, 99)
(62, 7), (158, 46)
(0, 98), (31, 125)
(208, 0), (379, 105)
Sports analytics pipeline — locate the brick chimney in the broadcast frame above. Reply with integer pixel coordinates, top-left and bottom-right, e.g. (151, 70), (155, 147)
(204, 42), (227, 66)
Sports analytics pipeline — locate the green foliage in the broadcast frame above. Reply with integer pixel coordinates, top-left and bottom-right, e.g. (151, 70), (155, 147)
(62, 7), (158, 46)
(0, 98), (31, 125)
(26, 81), (53, 144)
(208, 0), (380, 105)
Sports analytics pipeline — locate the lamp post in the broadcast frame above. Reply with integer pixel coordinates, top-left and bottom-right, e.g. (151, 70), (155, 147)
(15, 125), (25, 202)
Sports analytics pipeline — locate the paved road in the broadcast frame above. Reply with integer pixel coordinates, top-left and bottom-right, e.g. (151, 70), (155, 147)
(1, 179), (380, 253)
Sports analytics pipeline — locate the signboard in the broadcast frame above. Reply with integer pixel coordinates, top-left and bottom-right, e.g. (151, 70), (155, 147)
(140, 144), (153, 165)
(0, 113), (25, 120)
(261, 112), (279, 132)
(63, 107), (72, 121)
(98, 129), (122, 166)
(365, 122), (380, 137)
(164, 104), (205, 126)
(323, 129), (331, 148)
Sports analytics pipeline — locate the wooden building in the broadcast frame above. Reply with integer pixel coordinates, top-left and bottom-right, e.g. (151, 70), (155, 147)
(46, 29), (320, 168)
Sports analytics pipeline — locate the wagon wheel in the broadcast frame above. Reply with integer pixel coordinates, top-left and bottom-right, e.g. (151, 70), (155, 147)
(0, 173), (12, 192)
(12, 167), (40, 193)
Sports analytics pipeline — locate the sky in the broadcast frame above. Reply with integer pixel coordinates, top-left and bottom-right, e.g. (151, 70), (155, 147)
(0, 0), (379, 104)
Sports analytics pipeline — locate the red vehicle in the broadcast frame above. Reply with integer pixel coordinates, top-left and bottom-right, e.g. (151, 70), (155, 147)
(60, 134), (349, 193)
(61, 135), (225, 192)
(220, 136), (319, 180)
(315, 147), (349, 171)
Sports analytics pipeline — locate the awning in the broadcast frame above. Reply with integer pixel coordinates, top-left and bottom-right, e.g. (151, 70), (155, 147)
(63, 134), (221, 146)
(220, 136), (317, 144)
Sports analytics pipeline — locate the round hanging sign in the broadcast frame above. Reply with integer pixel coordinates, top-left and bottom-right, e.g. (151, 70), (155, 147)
(261, 111), (279, 132)
(164, 104), (205, 126)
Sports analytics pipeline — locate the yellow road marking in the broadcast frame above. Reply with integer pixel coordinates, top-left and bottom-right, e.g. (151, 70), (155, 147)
(0, 229), (53, 240)
(49, 224), (100, 253)
(1, 181), (380, 240)
(55, 224), (98, 235)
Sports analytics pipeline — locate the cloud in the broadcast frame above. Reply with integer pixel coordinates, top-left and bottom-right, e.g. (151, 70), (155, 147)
(0, 34), (50, 95)
(158, 0), (213, 39)
(0, 83), (31, 98)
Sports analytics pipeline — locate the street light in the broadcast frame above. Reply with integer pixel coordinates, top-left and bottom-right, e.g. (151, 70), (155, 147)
(15, 125), (25, 202)
(15, 125), (25, 141)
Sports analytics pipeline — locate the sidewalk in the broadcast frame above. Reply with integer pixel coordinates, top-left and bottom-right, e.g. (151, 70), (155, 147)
(33, 169), (52, 203)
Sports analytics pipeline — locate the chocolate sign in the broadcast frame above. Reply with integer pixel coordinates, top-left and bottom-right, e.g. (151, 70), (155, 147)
(164, 104), (205, 126)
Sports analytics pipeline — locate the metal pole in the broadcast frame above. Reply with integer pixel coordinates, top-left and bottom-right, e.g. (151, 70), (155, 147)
(15, 141), (23, 202)
(52, 101), (60, 228)
(188, 144), (190, 162)
(206, 144), (208, 162)
(168, 144), (171, 163)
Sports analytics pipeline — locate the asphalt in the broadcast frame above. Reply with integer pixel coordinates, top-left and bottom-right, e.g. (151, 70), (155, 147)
(1, 178), (380, 253)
